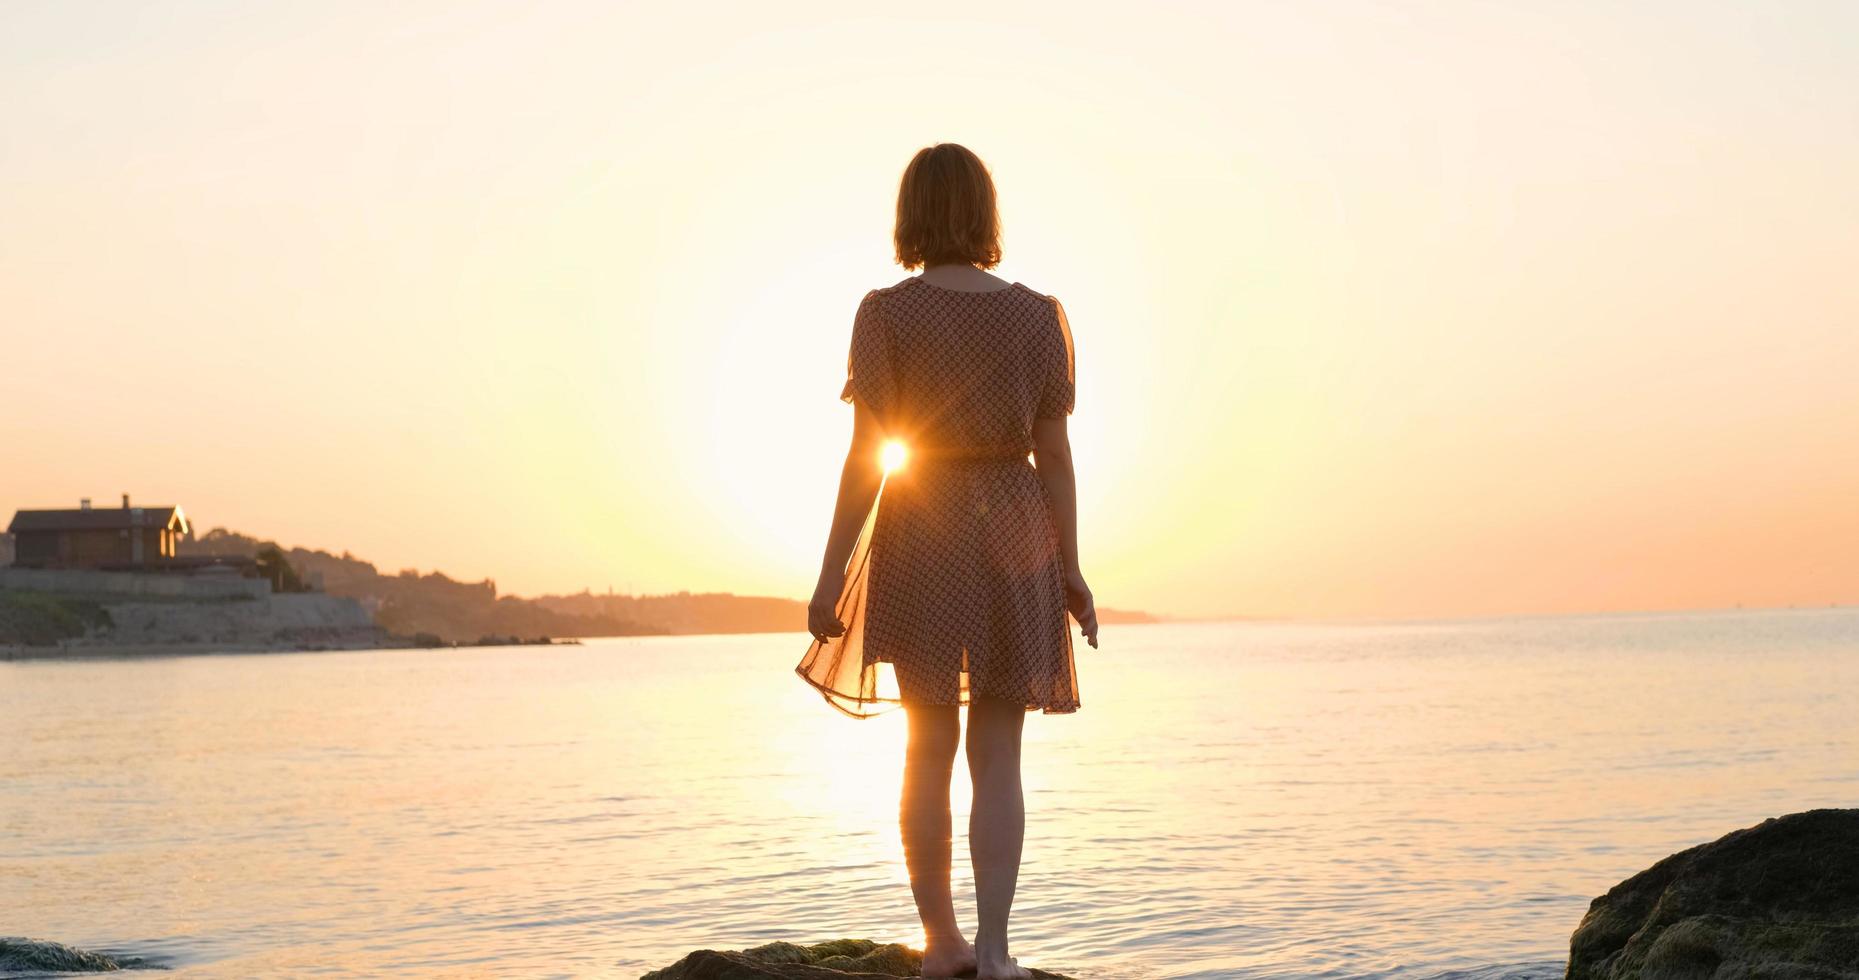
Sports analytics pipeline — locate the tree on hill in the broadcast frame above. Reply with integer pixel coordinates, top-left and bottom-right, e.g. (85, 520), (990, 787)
(255, 544), (307, 593)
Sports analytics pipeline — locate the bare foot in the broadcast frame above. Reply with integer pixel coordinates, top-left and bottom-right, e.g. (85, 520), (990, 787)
(921, 936), (977, 978)
(975, 953), (1031, 980)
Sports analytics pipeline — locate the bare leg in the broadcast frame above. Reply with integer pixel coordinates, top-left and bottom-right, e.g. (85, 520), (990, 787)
(966, 695), (1031, 980)
(902, 702), (975, 978)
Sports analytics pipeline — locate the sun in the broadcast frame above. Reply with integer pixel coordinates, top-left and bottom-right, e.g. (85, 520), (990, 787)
(879, 440), (909, 475)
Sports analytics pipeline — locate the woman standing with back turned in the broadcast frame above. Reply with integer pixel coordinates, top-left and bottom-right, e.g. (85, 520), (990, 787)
(797, 143), (1099, 980)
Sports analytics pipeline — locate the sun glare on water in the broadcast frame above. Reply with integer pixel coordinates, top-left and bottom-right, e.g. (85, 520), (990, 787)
(880, 440), (908, 475)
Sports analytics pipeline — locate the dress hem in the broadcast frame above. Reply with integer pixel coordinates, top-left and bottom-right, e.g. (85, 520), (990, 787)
(793, 665), (1079, 718)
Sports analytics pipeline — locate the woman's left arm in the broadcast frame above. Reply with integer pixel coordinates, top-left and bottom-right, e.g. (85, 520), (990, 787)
(807, 399), (886, 641)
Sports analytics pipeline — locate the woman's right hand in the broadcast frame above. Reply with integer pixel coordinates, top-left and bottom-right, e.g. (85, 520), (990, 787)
(808, 567), (847, 645)
(1065, 571), (1099, 648)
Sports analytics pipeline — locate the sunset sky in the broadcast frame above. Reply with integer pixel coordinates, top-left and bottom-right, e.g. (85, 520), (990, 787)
(3, 2), (1855, 620)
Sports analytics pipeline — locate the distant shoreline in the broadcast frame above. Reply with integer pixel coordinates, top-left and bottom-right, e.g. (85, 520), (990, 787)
(1, 639), (380, 662)
(0, 634), (577, 662)
(6, 603), (1850, 664)
(1165, 602), (1857, 628)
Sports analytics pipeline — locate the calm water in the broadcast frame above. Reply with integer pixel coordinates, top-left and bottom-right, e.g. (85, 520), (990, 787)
(3, 610), (1856, 979)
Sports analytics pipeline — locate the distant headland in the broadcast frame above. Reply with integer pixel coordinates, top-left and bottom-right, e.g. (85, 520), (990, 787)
(176, 527), (1158, 642)
(1, 500), (1156, 652)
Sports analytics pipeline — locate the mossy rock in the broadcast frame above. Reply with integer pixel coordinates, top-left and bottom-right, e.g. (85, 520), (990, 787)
(1566, 809), (1859, 980)
(0, 936), (144, 972)
(641, 938), (1072, 979)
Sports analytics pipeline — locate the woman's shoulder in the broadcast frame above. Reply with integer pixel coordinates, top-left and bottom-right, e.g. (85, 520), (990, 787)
(874, 276), (1056, 302)
(1009, 281), (1058, 303)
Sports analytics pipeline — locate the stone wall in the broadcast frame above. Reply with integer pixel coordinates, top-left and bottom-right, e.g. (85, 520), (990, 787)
(0, 566), (271, 599)
(98, 593), (377, 647)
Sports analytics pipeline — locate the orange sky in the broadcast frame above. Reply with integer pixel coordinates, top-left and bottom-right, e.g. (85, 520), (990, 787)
(3, 2), (1856, 619)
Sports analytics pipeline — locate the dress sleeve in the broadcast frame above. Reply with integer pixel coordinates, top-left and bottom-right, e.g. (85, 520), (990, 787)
(1036, 295), (1076, 419)
(839, 289), (896, 414)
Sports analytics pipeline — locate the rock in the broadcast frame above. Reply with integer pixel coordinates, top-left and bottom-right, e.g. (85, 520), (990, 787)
(641, 938), (1074, 980)
(1566, 808), (1859, 980)
(0, 936), (141, 972)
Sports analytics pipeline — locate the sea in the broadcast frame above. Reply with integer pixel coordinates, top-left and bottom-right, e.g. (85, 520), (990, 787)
(3, 609), (1856, 979)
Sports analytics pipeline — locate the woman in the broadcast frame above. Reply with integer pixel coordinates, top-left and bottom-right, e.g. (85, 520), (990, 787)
(797, 142), (1099, 980)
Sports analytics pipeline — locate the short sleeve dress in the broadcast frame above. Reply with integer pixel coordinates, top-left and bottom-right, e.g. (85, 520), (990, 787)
(795, 277), (1080, 717)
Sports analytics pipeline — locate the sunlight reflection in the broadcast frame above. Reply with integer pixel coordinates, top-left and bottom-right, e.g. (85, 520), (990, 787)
(880, 440), (908, 475)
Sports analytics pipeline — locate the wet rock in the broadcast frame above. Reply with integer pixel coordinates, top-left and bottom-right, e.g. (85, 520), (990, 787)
(1566, 808), (1859, 980)
(641, 938), (1073, 979)
(0, 936), (140, 972)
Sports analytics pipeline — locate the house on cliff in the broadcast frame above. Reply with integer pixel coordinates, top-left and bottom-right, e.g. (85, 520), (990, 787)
(6, 496), (192, 569)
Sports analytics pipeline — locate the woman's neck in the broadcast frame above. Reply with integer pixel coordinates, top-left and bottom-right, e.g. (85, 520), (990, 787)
(919, 263), (1008, 291)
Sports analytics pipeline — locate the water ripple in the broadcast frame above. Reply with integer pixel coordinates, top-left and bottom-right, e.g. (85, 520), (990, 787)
(2, 612), (1856, 977)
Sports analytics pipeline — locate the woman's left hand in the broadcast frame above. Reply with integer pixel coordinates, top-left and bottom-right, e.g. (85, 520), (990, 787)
(808, 567), (847, 644)
(1066, 571), (1099, 649)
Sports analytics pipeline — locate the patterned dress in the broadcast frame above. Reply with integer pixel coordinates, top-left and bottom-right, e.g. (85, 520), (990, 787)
(796, 276), (1080, 717)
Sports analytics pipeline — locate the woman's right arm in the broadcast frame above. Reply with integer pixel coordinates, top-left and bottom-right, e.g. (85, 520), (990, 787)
(1033, 416), (1098, 648)
(807, 400), (886, 643)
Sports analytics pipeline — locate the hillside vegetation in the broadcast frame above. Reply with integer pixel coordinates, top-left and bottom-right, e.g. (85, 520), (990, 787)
(179, 530), (802, 643)
(0, 592), (112, 646)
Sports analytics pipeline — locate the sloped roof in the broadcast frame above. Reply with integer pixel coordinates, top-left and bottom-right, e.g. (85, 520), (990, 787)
(7, 506), (190, 535)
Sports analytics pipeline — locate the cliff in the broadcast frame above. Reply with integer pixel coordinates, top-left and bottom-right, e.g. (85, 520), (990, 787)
(0, 585), (385, 656)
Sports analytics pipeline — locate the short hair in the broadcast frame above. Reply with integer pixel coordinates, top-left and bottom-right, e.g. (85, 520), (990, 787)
(893, 143), (1002, 271)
